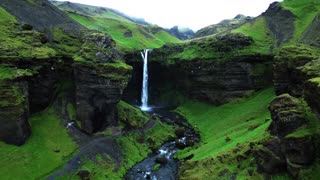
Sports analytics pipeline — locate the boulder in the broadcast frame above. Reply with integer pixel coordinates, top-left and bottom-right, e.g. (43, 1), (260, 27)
(175, 127), (185, 138)
(155, 156), (168, 164)
(268, 94), (306, 137)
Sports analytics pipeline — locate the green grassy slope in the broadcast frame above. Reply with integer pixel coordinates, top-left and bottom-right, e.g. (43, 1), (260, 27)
(281, 0), (320, 43)
(152, 0), (320, 62)
(0, 7), (56, 59)
(175, 88), (276, 179)
(0, 108), (77, 180)
(51, 2), (181, 51)
(68, 12), (180, 51)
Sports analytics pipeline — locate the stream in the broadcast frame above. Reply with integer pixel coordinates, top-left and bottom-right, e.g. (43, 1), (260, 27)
(125, 109), (199, 180)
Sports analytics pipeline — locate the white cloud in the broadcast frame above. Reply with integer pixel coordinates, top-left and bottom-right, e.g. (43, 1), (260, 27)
(55, 0), (281, 31)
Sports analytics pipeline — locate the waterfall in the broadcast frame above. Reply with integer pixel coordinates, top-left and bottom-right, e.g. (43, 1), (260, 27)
(140, 49), (150, 111)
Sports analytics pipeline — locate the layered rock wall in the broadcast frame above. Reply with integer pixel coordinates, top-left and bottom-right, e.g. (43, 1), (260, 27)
(0, 80), (30, 145)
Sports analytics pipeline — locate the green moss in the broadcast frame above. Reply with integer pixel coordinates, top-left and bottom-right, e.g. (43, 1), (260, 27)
(232, 16), (275, 54)
(53, 102), (175, 179)
(67, 103), (76, 121)
(68, 109), (175, 179)
(280, 0), (320, 43)
(117, 101), (149, 128)
(285, 98), (320, 138)
(152, 164), (161, 171)
(175, 88), (276, 179)
(0, 7), (59, 59)
(0, 108), (78, 180)
(0, 65), (18, 80)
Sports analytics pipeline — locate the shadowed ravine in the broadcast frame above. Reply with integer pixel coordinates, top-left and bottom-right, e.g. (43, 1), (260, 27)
(125, 109), (199, 180)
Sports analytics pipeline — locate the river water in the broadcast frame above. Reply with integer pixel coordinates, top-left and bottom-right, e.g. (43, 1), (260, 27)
(125, 109), (199, 180)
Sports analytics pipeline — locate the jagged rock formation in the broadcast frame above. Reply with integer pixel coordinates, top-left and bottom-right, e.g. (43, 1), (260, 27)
(263, 2), (296, 46)
(167, 26), (194, 40)
(74, 33), (132, 133)
(0, 77), (31, 145)
(193, 14), (253, 38)
(254, 94), (316, 177)
(273, 45), (320, 113)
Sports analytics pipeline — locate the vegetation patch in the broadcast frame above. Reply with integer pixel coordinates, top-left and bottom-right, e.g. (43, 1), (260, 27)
(280, 0), (320, 43)
(117, 101), (149, 128)
(175, 88), (276, 179)
(0, 108), (78, 180)
(67, 12), (180, 52)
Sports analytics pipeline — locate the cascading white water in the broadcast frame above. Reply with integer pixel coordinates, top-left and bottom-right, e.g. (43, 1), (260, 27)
(140, 49), (150, 111)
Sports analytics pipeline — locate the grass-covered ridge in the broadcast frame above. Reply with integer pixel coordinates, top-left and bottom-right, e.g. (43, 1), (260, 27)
(0, 7), (57, 59)
(50, 1), (181, 51)
(0, 108), (78, 180)
(280, 0), (320, 43)
(175, 88), (276, 179)
(67, 12), (180, 51)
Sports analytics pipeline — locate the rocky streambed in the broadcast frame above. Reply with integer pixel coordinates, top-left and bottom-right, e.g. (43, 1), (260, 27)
(125, 109), (199, 180)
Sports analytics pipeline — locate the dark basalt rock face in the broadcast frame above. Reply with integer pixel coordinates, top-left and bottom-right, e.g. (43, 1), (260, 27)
(273, 45), (320, 113)
(0, 80), (31, 146)
(74, 33), (132, 133)
(74, 63), (126, 133)
(268, 94), (306, 137)
(263, 2), (296, 47)
(254, 94), (316, 177)
(301, 14), (320, 47)
(124, 54), (273, 106)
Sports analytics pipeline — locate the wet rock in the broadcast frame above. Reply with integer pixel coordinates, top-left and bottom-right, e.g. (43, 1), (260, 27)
(175, 127), (185, 138)
(186, 139), (195, 147)
(175, 139), (186, 149)
(21, 23), (33, 30)
(77, 170), (90, 180)
(124, 30), (132, 37)
(268, 94), (306, 137)
(254, 138), (286, 174)
(282, 136), (315, 166)
(155, 156), (168, 164)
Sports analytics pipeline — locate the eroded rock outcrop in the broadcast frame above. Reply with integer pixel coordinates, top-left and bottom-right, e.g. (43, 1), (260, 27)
(0, 66), (32, 145)
(273, 45), (320, 114)
(74, 33), (132, 133)
(254, 94), (316, 177)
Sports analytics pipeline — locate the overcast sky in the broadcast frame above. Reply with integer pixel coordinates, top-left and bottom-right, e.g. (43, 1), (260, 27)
(56, 0), (280, 31)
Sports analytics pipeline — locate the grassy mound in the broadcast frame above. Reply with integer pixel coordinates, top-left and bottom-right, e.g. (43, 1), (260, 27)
(175, 88), (276, 179)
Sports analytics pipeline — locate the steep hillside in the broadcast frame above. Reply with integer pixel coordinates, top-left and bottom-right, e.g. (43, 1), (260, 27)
(193, 14), (253, 38)
(51, 1), (181, 52)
